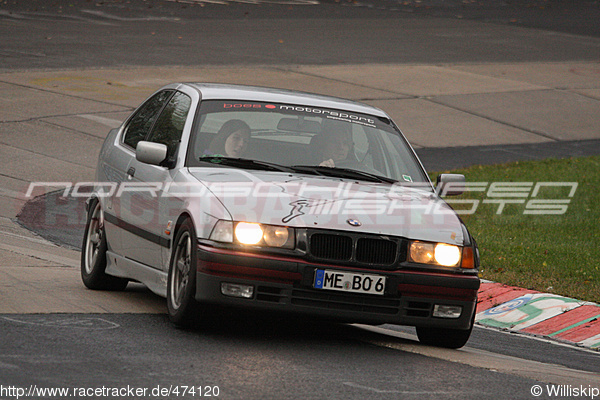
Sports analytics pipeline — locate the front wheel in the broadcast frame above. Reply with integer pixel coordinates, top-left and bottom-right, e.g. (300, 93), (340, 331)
(167, 218), (201, 328)
(416, 313), (475, 349)
(81, 198), (128, 291)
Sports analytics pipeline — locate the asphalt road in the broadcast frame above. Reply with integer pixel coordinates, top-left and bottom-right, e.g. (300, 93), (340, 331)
(1, 1), (599, 399)
(1, 0), (599, 71)
(0, 314), (534, 400)
(2, 312), (599, 400)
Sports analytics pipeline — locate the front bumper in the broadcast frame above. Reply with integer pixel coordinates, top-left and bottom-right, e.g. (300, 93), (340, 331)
(195, 243), (479, 329)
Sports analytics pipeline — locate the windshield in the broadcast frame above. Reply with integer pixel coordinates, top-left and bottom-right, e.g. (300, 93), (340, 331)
(186, 100), (429, 184)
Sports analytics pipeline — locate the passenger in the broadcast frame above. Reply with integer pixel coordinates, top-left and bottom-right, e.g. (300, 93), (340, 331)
(207, 119), (251, 158)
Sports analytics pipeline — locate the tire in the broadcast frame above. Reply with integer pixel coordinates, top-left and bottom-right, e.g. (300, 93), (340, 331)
(81, 198), (128, 291)
(416, 313), (475, 349)
(167, 218), (201, 328)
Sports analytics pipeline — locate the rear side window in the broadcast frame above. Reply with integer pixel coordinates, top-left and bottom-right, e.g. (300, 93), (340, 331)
(146, 91), (192, 161)
(122, 90), (174, 149)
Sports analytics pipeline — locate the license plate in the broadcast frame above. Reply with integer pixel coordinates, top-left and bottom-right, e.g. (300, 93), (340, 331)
(313, 269), (385, 296)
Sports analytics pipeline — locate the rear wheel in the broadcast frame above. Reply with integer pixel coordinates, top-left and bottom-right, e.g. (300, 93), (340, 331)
(81, 198), (128, 291)
(167, 218), (201, 328)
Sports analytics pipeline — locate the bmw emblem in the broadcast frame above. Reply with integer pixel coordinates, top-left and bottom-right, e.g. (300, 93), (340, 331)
(346, 219), (362, 227)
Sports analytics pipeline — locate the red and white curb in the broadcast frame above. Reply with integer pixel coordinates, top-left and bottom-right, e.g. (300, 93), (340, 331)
(476, 281), (600, 351)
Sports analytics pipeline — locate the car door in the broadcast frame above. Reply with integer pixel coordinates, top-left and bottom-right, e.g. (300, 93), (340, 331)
(105, 89), (175, 258)
(118, 90), (192, 269)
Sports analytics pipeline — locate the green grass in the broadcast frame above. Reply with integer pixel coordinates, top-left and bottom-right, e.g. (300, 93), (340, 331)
(432, 155), (600, 303)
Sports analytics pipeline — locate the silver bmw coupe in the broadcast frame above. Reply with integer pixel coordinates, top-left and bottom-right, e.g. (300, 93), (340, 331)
(81, 83), (480, 348)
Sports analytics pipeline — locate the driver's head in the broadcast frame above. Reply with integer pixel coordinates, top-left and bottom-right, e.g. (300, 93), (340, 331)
(321, 120), (352, 162)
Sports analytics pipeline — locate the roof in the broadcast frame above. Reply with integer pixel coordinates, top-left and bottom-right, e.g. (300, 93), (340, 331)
(185, 83), (389, 118)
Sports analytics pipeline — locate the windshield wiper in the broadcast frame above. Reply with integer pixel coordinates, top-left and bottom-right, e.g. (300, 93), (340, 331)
(199, 156), (292, 172)
(290, 165), (397, 184)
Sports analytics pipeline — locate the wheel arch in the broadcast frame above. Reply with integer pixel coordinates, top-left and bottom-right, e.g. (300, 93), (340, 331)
(172, 212), (196, 245)
(85, 194), (100, 212)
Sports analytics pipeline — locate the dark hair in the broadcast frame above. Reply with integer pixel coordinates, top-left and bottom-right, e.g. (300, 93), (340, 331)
(310, 119), (356, 163)
(208, 119), (251, 155)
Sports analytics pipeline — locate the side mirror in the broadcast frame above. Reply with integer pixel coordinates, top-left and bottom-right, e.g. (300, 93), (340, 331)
(136, 141), (168, 166)
(436, 174), (466, 196)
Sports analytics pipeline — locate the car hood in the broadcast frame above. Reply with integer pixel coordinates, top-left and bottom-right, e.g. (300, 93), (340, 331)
(188, 168), (465, 246)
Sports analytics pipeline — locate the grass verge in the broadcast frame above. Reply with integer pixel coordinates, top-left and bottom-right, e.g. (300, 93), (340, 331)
(433, 155), (599, 303)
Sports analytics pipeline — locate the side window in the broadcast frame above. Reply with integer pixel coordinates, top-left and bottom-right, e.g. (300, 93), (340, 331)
(146, 91), (192, 161)
(122, 90), (174, 149)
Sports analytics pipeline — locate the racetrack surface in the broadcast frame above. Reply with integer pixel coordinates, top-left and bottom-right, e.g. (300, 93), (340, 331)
(1, 1), (599, 397)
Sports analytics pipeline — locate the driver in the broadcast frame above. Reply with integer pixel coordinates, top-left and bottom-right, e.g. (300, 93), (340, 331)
(315, 120), (356, 167)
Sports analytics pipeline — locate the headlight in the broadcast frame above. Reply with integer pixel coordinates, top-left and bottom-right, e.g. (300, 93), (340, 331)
(434, 243), (461, 267)
(235, 222), (264, 245)
(408, 241), (434, 264)
(209, 220), (294, 249)
(408, 241), (461, 267)
(263, 225), (290, 247)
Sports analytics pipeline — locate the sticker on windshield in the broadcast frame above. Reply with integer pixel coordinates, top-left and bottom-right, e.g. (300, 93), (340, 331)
(403, 175), (413, 182)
